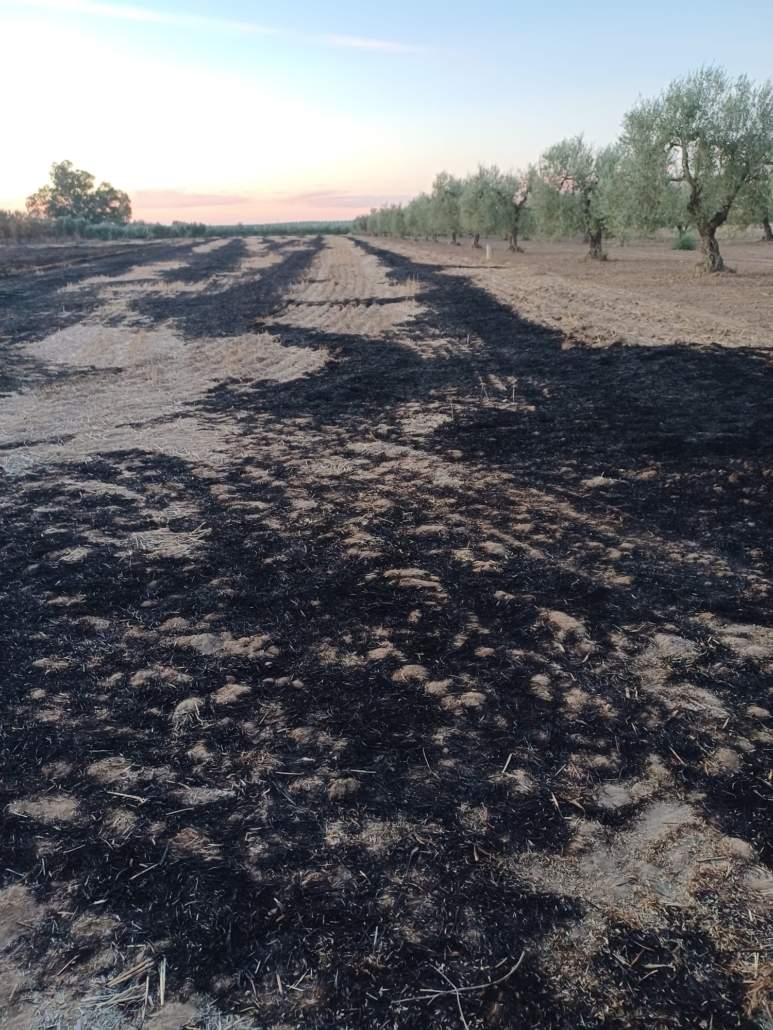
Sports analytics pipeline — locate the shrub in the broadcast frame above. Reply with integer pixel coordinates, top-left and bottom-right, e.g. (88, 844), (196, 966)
(672, 232), (697, 250)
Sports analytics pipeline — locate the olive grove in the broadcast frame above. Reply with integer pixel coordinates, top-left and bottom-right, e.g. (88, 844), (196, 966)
(353, 66), (773, 274)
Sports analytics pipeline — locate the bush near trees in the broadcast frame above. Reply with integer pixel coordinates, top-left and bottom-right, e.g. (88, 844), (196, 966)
(353, 65), (773, 274)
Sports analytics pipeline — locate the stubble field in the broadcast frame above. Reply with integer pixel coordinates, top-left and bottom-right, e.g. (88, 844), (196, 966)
(0, 233), (772, 1029)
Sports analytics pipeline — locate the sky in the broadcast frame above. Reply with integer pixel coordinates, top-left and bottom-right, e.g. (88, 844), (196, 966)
(1, 0), (771, 224)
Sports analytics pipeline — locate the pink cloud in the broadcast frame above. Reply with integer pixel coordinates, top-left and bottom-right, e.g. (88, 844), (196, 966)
(128, 188), (418, 225)
(132, 189), (250, 210)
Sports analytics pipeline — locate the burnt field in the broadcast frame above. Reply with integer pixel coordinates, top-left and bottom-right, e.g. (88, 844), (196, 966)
(0, 234), (771, 1029)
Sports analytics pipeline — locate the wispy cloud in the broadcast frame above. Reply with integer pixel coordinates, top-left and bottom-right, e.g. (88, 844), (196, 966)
(11, 0), (277, 33)
(9, 0), (424, 53)
(133, 189), (249, 209)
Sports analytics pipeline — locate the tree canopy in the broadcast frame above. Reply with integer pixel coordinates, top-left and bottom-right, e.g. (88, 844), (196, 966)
(499, 168), (534, 251)
(533, 137), (620, 259)
(732, 171), (773, 240)
(27, 160), (132, 225)
(623, 66), (773, 270)
(431, 172), (463, 242)
(460, 166), (511, 247)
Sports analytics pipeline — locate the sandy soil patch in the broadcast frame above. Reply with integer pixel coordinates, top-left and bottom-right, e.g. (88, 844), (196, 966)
(0, 326), (327, 474)
(262, 235), (425, 339)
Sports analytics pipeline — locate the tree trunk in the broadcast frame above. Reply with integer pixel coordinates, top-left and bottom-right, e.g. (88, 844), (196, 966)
(472, 232), (481, 249)
(451, 231), (460, 245)
(588, 229), (604, 260)
(699, 226), (725, 272)
(508, 228), (524, 253)
(763, 216), (773, 242)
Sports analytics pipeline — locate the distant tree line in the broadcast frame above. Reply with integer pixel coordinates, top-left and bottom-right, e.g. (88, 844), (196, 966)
(0, 212), (351, 244)
(2, 160), (353, 244)
(353, 67), (773, 273)
(0, 211), (209, 244)
(206, 221), (352, 236)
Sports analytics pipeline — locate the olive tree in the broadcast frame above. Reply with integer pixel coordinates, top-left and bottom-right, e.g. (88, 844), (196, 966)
(498, 168), (534, 252)
(460, 165), (510, 248)
(535, 137), (619, 258)
(605, 144), (692, 244)
(384, 204), (407, 236)
(27, 160), (131, 224)
(430, 172), (463, 243)
(405, 193), (433, 238)
(623, 67), (773, 272)
(733, 172), (773, 240)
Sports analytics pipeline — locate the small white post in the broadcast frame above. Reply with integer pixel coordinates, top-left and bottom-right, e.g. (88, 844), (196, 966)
(485, 243), (491, 261)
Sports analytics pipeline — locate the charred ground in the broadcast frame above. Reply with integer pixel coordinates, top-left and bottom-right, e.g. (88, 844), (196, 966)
(0, 235), (771, 1029)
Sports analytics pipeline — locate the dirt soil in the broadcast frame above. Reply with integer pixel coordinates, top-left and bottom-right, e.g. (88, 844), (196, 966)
(0, 234), (771, 1029)
(378, 236), (773, 350)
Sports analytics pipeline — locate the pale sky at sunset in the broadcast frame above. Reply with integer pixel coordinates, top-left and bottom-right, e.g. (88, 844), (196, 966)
(1, 0), (771, 224)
